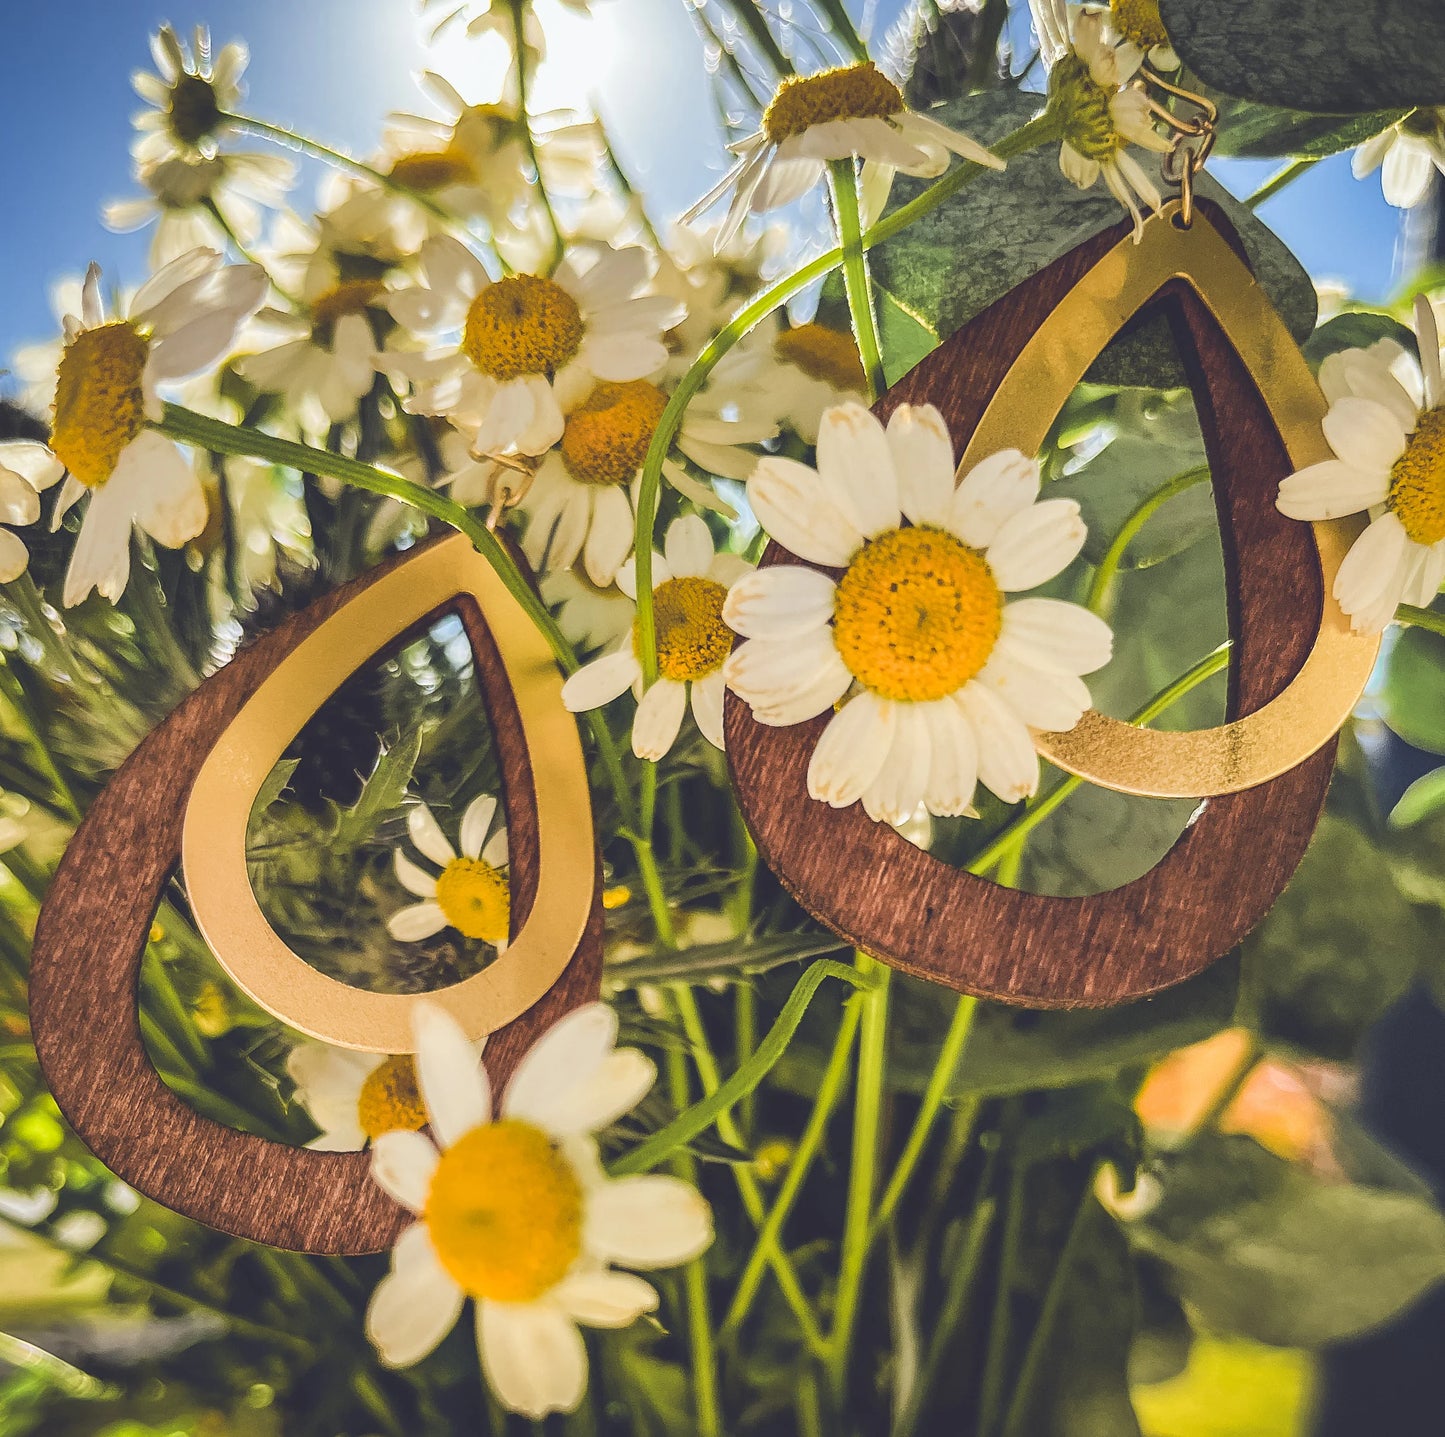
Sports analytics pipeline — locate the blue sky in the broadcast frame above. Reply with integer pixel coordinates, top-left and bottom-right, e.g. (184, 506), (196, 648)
(0, 0), (1410, 370)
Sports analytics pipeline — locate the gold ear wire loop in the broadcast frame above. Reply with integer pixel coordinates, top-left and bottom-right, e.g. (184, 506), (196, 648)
(1143, 70), (1217, 228)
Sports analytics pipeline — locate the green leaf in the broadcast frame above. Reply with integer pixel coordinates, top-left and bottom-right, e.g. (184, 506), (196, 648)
(877, 282), (941, 386)
(1160, 0), (1445, 111)
(332, 724), (424, 850)
(1213, 98), (1408, 161)
(1304, 310), (1419, 367)
(1241, 812), (1428, 1060)
(872, 90), (1317, 389)
(1131, 1133), (1445, 1346)
(930, 956), (1238, 1099)
(1133, 1336), (1316, 1437)
(1380, 624), (1445, 754)
(1389, 767), (1445, 829)
(249, 757), (299, 824)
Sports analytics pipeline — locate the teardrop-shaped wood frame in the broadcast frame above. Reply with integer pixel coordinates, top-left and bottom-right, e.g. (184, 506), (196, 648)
(724, 201), (1372, 1007)
(28, 534), (603, 1251)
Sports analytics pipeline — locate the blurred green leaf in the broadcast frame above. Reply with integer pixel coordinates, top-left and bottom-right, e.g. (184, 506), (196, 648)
(1131, 1133), (1445, 1346)
(1304, 311), (1419, 367)
(1213, 98), (1408, 160)
(1389, 767), (1445, 829)
(1133, 1335), (1315, 1437)
(1241, 812), (1428, 1060)
(1380, 625), (1445, 754)
(1160, 0), (1445, 110)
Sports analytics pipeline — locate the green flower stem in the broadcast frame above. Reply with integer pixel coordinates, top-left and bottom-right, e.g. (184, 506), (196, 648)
(813, 0), (869, 62)
(630, 832), (676, 945)
(969, 641), (1232, 875)
(1086, 465), (1211, 616)
(0, 658), (82, 822)
(153, 403), (639, 831)
(631, 111), (1059, 684)
(829, 159), (886, 401)
(893, 1192), (998, 1437)
(714, 0), (794, 76)
(663, 1038), (722, 1437)
(201, 197), (296, 302)
(976, 1150), (1028, 1437)
(509, 0), (565, 274)
(1245, 156), (1321, 209)
(1000, 1182), (1095, 1436)
(668, 981), (831, 1356)
(1398, 603), (1445, 636)
(720, 985), (863, 1338)
(827, 950), (891, 1403)
(225, 113), (455, 224)
(866, 993), (977, 1248)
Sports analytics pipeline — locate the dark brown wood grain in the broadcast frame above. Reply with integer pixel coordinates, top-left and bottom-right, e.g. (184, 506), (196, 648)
(28, 537), (602, 1253)
(725, 203), (1333, 1007)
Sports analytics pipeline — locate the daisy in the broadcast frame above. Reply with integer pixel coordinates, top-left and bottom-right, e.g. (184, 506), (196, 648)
(683, 61), (1003, 249)
(520, 374), (775, 586)
(388, 793), (511, 948)
(561, 515), (752, 758)
(105, 152), (296, 269)
(0, 443), (63, 582)
(1029, 0), (1172, 237)
(762, 318), (870, 445)
(540, 568), (636, 652)
(17, 250), (266, 606)
(236, 273), (389, 431)
(131, 24), (248, 164)
(286, 1045), (425, 1152)
(387, 237), (683, 458)
(1352, 110), (1445, 210)
(366, 1001), (711, 1419)
(1098, 0), (1179, 70)
(1276, 297), (1445, 633)
(724, 403), (1113, 824)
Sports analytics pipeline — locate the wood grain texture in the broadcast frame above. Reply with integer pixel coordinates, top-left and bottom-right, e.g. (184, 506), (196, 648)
(29, 537), (603, 1253)
(725, 203), (1334, 1007)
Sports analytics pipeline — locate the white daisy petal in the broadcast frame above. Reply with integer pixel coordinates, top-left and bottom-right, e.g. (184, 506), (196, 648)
(1323, 396), (1409, 473)
(632, 678), (688, 760)
(554, 1269), (659, 1328)
(946, 449), (1041, 549)
(407, 804), (457, 867)
(806, 691), (894, 808)
(1333, 510), (1412, 624)
(984, 498), (1087, 591)
(1383, 141), (1434, 208)
(583, 485), (635, 587)
(459, 794), (498, 862)
(921, 699), (979, 817)
(482, 828), (509, 867)
(388, 901), (448, 941)
(504, 1004), (618, 1125)
(816, 403), (901, 538)
(370, 1131), (440, 1213)
(663, 513), (716, 579)
(723, 566), (837, 640)
(413, 1001), (492, 1148)
(958, 681), (1039, 803)
(999, 598), (1114, 676)
(562, 649), (641, 712)
(748, 456), (867, 566)
(980, 649), (1091, 732)
(887, 403), (957, 527)
(861, 704), (931, 825)
(366, 1225), (463, 1367)
(584, 1175), (714, 1268)
(394, 850), (438, 899)
(723, 630), (844, 710)
(0, 441), (64, 492)
(691, 670), (727, 751)
(1277, 459), (1392, 520)
(477, 1301), (587, 1420)
(0, 530), (29, 582)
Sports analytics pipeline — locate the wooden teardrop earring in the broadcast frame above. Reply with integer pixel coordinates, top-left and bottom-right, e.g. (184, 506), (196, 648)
(28, 530), (603, 1253)
(725, 134), (1378, 1008)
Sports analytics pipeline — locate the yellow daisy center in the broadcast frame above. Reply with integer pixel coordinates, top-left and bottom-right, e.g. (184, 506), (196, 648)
(774, 323), (867, 392)
(425, 1120), (584, 1303)
(435, 858), (511, 944)
(1108, 0), (1170, 51)
(462, 275), (584, 382)
(1049, 53), (1124, 162)
(51, 322), (151, 488)
(387, 146), (478, 192)
(635, 576), (732, 682)
(356, 1056), (428, 1141)
(167, 73), (224, 147)
(763, 62), (905, 143)
(1388, 407), (1445, 546)
(310, 278), (385, 345)
(562, 380), (668, 486)
(833, 526), (1002, 702)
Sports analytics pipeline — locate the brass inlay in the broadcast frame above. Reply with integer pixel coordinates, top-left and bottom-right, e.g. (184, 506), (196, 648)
(182, 535), (594, 1052)
(958, 203), (1379, 798)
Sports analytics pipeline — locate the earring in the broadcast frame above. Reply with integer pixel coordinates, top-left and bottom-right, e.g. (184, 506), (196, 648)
(28, 533), (602, 1252)
(725, 197), (1377, 1008)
